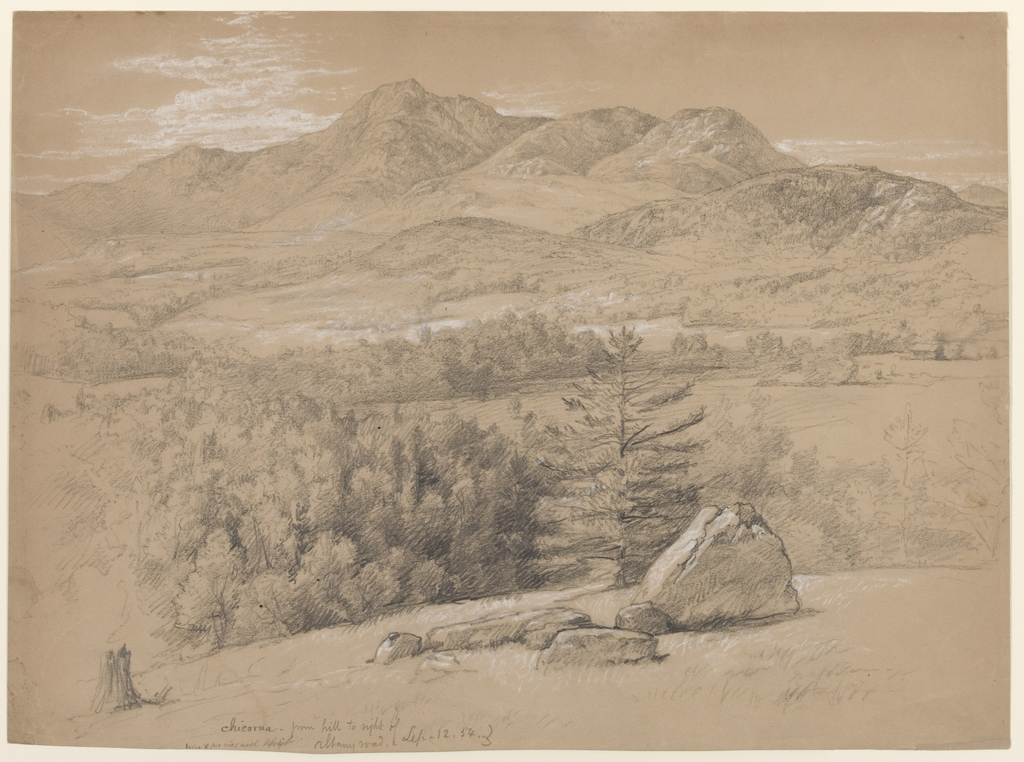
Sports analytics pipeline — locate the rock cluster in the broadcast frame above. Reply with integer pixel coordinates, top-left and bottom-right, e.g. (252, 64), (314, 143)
(424, 607), (592, 652)
(373, 503), (800, 669)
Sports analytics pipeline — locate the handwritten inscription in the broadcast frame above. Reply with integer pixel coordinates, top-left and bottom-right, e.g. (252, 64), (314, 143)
(221, 717), (277, 733)
(185, 736), (295, 750)
(189, 712), (497, 751)
(401, 722), (493, 747)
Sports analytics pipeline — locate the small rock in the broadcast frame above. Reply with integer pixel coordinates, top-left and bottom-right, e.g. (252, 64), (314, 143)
(535, 627), (659, 668)
(425, 607), (591, 652)
(634, 503), (801, 630)
(417, 652), (461, 676)
(615, 602), (671, 635)
(375, 632), (422, 664)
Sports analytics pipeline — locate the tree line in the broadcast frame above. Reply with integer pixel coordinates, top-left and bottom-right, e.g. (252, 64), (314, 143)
(38, 316), (1000, 655)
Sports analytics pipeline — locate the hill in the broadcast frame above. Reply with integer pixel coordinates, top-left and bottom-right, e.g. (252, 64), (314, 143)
(13, 564), (1009, 750)
(150, 216), (681, 346)
(470, 107), (661, 177)
(578, 165), (1006, 257)
(957, 183), (1008, 208)
(587, 106), (804, 193)
(353, 215), (648, 276)
(348, 173), (682, 236)
(23, 89), (998, 274)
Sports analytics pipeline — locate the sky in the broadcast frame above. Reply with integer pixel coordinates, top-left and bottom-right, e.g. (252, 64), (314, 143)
(12, 11), (1009, 194)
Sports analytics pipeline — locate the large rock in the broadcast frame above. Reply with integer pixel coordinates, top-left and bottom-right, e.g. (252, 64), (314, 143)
(615, 602), (671, 636)
(374, 632), (422, 664)
(633, 503), (800, 630)
(424, 607), (591, 652)
(535, 627), (659, 668)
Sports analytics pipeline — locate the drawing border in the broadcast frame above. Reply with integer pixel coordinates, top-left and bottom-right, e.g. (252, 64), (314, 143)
(1, 2), (1018, 762)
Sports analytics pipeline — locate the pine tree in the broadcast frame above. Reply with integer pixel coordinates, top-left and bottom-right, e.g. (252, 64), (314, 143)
(545, 327), (705, 586)
(884, 403), (928, 560)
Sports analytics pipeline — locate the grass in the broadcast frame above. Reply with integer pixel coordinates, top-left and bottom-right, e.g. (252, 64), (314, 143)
(49, 564), (1008, 752)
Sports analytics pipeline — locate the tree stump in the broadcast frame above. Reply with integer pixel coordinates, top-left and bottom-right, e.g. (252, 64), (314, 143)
(91, 644), (143, 712)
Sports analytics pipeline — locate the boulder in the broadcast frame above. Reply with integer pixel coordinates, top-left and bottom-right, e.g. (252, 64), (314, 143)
(634, 503), (800, 630)
(425, 607), (591, 652)
(535, 627), (659, 668)
(374, 632), (422, 664)
(615, 602), (671, 636)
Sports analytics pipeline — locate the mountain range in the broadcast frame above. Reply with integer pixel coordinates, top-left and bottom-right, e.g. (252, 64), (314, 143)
(14, 79), (1006, 274)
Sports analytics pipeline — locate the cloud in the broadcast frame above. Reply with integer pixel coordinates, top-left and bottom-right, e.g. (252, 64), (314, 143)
(884, 171), (1009, 192)
(17, 147), (134, 160)
(30, 14), (357, 187)
(775, 138), (1008, 190)
(219, 11), (295, 27)
(482, 81), (612, 118)
(16, 168), (137, 194)
(775, 138), (1006, 164)
(100, 19), (357, 153)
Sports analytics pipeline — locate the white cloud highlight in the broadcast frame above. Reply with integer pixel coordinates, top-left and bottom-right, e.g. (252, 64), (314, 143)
(775, 138), (1006, 164)
(775, 138), (1008, 191)
(483, 81), (613, 118)
(23, 14), (358, 191)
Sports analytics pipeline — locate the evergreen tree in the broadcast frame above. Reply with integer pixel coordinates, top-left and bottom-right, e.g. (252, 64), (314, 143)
(544, 327), (706, 586)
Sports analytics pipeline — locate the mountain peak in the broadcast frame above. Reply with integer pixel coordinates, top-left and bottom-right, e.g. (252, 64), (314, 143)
(352, 79), (430, 113)
(673, 105), (742, 120)
(322, 79), (547, 169)
(123, 143), (247, 186)
(587, 104), (803, 193)
(665, 107), (769, 143)
(377, 78), (428, 96)
(472, 107), (660, 178)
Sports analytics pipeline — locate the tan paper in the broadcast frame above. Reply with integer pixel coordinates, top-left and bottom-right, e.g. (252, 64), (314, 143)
(8, 11), (1010, 754)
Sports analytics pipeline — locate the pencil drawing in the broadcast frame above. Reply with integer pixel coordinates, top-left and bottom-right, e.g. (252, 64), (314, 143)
(8, 11), (1009, 753)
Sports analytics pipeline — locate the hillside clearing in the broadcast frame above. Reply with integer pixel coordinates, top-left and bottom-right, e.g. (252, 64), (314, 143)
(58, 565), (1008, 751)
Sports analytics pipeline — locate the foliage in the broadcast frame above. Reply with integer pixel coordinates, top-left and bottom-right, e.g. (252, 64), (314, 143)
(691, 391), (992, 573)
(883, 403), (929, 559)
(21, 309), (604, 403)
(935, 419), (1009, 558)
(541, 327), (706, 585)
(24, 308), (1006, 659)
(229, 312), (606, 404)
(117, 380), (556, 652)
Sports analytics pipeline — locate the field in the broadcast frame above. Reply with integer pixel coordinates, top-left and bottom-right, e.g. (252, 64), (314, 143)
(8, 354), (1010, 751)
(47, 564), (1009, 751)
